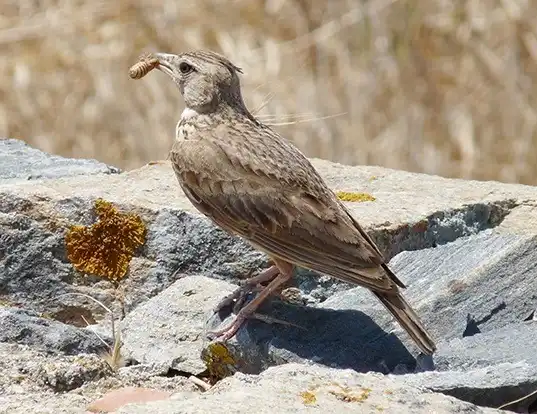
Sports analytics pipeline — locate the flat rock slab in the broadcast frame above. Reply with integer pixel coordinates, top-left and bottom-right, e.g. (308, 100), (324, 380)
(0, 138), (119, 182)
(2, 148), (537, 262)
(321, 230), (537, 347)
(117, 363), (505, 414)
(0, 307), (108, 355)
(401, 321), (537, 410)
(200, 231), (537, 377)
(121, 276), (235, 374)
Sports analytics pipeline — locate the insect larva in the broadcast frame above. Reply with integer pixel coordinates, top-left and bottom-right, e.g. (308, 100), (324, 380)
(129, 55), (159, 79)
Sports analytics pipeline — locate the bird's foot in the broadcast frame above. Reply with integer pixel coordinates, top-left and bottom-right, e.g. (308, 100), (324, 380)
(208, 260), (295, 341)
(208, 307), (304, 341)
(214, 265), (280, 313)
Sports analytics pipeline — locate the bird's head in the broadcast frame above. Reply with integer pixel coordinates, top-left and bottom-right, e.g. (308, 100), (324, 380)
(152, 50), (247, 115)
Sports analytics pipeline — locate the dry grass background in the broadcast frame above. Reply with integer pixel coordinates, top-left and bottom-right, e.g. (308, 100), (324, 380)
(1, 0), (537, 184)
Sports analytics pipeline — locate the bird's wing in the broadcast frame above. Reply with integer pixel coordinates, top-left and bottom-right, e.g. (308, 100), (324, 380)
(170, 123), (400, 293)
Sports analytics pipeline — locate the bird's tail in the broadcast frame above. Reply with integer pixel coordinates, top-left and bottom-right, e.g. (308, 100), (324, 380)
(372, 290), (436, 355)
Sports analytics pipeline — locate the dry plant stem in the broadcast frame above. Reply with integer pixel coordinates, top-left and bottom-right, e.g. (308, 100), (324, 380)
(80, 314), (109, 349)
(497, 387), (537, 410)
(56, 292), (123, 369)
(250, 312), (306, 330)
(189, 375), (212, 391)
(264, 112), (348, 126)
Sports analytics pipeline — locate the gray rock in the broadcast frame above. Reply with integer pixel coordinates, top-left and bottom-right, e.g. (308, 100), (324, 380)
(0, 138), (119, 182)
(321, 230), (537, 348)
(0, 203), (87, 316)
(1, 143), (537, 320)
(404, 363), (537, 412)
(3, 143), (537, 413)
(0, 342), (194, 414)
(0, 393), (91, 414)
(400, 322), (537, 410)
(201, 231), (537, 376)
(117, 363), (505, 414)
(0, 190), (267, 321)
(121, 276), (236, 374)
(434, 321), (537, 371)
(129, 209), (267, 309)
(0, 307), (108, 355)
(205, 295), (417, 375)
(0, 342), (109, 394)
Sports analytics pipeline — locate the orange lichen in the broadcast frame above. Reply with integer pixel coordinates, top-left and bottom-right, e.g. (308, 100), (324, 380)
(335, 191), (376, 202)
(65, 199), (146, 282)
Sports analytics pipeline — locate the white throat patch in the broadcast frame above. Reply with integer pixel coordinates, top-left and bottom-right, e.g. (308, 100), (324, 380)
(181, 107), (199, 120)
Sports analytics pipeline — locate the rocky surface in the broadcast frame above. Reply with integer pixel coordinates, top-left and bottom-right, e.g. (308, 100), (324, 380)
(0, 139), (120, 182)
(402, 321), (537, 410)
(0, 307), (108, 355)
(2, 139), (537, 412)
(0, 342), (196, 414)
(117, 363), (505, 414)
(121, 275), (236, 374)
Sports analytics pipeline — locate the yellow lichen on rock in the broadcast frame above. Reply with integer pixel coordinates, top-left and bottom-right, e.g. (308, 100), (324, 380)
(65, 199), (146, 282)
(300, 390), (317, 405)
(335, 191), (376, 202)
(329, 385), (372, 403)
(201, 342), (238, 382)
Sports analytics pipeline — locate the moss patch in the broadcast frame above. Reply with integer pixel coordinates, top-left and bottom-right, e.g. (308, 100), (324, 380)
(65, 199), (146, 283)
(335, 191), (376, 202)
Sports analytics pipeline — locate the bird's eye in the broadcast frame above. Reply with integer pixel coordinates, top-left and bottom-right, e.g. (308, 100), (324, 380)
(179, 62), (193, 74)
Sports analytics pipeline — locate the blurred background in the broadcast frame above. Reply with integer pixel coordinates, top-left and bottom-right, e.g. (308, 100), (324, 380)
(1, 0), (537, 184)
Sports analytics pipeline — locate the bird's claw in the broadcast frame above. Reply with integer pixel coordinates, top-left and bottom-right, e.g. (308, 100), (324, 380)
(208, 307), (305, 341)
(213, 265), (281, 313)
(213, 284), (263, 314)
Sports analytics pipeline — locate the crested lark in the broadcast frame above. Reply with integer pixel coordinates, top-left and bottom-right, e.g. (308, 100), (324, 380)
(130, 50), (436, 355)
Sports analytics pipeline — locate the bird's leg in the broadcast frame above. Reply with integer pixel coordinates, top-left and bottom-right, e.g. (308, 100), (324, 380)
(209, 260), (294, 341)
(214, 264), (280, 312)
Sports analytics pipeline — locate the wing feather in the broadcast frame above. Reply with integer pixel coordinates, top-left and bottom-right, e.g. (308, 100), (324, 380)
(170, 124), (399, 293)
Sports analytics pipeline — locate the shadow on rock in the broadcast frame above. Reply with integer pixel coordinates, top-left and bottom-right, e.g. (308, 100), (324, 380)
(207, 298), (419, 375)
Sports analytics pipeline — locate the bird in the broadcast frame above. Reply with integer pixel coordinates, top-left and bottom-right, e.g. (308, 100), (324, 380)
(130, 50), (436, 355)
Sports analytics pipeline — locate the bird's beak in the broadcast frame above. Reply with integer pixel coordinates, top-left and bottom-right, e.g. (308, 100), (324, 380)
(153, 53), (177, 78)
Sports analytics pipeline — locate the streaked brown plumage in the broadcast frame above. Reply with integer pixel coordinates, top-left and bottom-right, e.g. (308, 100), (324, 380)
(131, 50), (436, 355)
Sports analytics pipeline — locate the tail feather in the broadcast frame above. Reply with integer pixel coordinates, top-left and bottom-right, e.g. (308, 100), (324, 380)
(373, 291), (436, 355)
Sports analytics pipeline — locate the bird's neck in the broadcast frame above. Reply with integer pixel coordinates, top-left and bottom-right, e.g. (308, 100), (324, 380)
(180, 103), (256, 126)
(178, 106), (213, 130)
(176, 105), (245, 142)
(181, 107), (200, 121)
